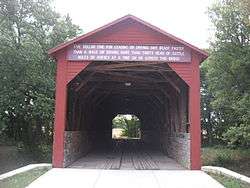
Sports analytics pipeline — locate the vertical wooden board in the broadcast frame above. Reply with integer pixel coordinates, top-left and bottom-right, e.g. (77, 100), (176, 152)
(53, 52), (68, 168)
(189, 52), (201, 170)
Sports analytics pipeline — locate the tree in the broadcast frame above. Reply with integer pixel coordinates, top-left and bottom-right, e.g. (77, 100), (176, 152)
(0, 0), (81, 160)
(201, 58), (230, 146)
(112, 114), (141, 138)
(203, 0), (250, 147)
(201, 60), (215, 145)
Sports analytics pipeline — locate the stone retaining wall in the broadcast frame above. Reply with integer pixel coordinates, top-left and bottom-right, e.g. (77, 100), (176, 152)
(161, 132), (190, 169)
(63, 131), (91, 167)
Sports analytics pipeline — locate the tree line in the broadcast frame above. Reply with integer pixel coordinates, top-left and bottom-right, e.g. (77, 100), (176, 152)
(0, 0), (249, 162)
(0, 0), (81, 160)
(112, 114), (141, 139)
(201, 0), (249, 147)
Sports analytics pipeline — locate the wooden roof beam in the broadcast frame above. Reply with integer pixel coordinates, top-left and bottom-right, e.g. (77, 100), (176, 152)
(158, 72), (180, 93)
(95, 92), (112, 107)
(95, 71), (165, 83)
(88, 68), (173, 72)
(75, 72), (95, 92)
(88, 61), (165, 70)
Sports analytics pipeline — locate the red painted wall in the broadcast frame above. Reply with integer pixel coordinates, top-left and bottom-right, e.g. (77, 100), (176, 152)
(189, 53), (201, 169)
(67, 61), (90, 83)
(52, 52), (68, 167)
(66, 20), (195, 86)
(168, 63), (192, 86)
(83, 19), (177, 45)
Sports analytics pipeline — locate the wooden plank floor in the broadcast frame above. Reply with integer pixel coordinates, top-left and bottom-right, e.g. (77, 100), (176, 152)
(69, 141), (185, 170)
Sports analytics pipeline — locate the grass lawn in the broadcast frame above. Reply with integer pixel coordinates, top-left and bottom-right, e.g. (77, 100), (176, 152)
(0, 146), (36, 174)
(208, 172), (250, 188)
(0, 167), (50, 188)
(202, 147), (250, 177)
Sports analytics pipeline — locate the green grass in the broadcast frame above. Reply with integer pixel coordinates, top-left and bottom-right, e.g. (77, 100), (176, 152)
(0, 167), (50, 188)
(202, 147), (250, 177)
(208, 172), (250, 188)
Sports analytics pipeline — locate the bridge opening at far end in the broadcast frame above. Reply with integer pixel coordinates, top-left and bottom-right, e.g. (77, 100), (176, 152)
(112, 114), (141, 140)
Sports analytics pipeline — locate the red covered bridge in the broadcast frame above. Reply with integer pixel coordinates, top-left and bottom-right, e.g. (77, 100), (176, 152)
(49, 15), (208, 170)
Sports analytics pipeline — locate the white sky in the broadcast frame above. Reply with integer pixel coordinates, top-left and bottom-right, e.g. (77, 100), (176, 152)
(53, 0), (215, 49)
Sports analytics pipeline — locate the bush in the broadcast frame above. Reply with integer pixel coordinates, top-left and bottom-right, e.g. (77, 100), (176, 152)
(213, 152), (234, 166)
(35, 144), (52, 162)
(202, 147), (250, 176)
(29, 144), (52, 163)
(17, 143), (52, 163)
(222, 124), (250, 148)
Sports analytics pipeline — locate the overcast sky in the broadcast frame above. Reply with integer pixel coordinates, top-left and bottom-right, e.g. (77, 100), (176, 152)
(53, 0), (215, 49)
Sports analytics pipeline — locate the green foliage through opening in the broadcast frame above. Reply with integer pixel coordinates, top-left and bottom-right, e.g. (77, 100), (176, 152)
(112, 114), (141, 139)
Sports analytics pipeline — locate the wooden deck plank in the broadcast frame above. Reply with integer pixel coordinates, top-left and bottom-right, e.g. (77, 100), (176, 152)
(69, 141), (185, 170)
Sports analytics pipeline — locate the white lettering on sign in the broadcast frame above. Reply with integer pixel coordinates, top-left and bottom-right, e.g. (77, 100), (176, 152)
(67, 43), (191, 62)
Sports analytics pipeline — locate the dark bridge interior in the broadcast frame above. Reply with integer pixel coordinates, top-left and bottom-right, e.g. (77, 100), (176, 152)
(64, 61), (190, 169)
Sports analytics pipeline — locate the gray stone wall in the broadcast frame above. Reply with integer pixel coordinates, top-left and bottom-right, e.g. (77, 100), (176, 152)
(63, 131), (91, 167)
(161, 132), (190, 169)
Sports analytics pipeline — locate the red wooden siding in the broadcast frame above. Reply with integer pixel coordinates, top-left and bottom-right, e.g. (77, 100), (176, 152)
(53, 53), (68, 167)
(168, 62), (193, 86)
(81, 18), (178, 45)
(66, 19), (194, 84)
(67, 61), (90, 83)
(189, 53), (201, 169)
